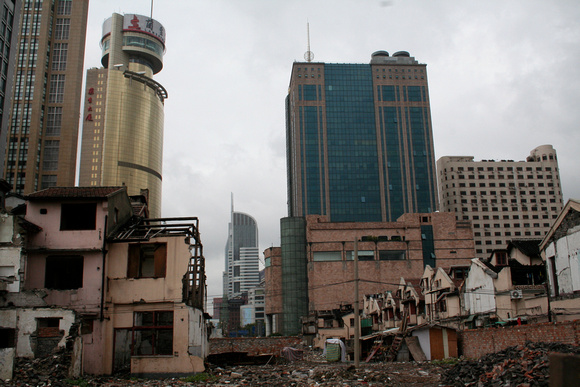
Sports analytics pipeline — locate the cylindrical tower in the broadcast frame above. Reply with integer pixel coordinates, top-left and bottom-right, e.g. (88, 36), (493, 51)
(97, 13), (167, 218)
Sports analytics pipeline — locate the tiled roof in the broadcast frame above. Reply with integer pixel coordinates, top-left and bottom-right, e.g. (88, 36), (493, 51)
(508, 239), (542, 258)
(27, 186), (126, 200)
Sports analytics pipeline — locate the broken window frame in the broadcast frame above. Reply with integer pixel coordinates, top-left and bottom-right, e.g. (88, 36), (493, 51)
(131, 311), (173, 356)
(127, 243), (167, 279)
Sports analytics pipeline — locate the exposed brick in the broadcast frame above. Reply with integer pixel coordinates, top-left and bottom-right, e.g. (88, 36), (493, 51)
(459, 320), (580, 359)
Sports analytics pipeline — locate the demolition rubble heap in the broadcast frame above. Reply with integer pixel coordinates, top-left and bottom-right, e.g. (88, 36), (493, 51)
(7, 349), (73, 387)
(441, 341), (580, 387)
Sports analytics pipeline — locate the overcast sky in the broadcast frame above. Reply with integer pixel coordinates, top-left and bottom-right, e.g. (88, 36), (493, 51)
(83, 0), (580, 308)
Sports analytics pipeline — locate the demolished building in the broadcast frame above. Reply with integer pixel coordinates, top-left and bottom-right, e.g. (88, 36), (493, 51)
(0, 185), (208, 379)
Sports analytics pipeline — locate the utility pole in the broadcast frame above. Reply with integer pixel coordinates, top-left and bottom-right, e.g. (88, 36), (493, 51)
(354, 238), (360, 367)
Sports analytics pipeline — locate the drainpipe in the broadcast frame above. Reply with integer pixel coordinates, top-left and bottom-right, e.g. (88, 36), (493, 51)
(100, 216), (108, 321)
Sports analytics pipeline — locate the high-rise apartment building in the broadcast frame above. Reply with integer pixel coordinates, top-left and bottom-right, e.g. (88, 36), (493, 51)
(3, 0), (88, 193)
(0, 0), (21, 173)
(224, 208), (260, 299)
(79, 13), (167, 217)
(437, 145), (564, 258)
(286, 50), (438, 222)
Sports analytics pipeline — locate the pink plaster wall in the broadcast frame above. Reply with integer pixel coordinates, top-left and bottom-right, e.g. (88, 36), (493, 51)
(26, 201), (106, 250)
(106, 238), (189, 304)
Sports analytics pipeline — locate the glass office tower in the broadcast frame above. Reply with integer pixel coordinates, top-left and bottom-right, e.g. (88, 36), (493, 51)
(224, 210), (260, 299)
(3, 0), (88, 193)
(79, 13), (167, 217)
(286, 51), (438, 222)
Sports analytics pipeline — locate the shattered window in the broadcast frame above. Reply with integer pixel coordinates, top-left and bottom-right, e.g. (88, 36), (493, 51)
(132, 311), (173, 356)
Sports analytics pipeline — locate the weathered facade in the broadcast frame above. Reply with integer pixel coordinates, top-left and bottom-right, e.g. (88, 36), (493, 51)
(0, 186), (208, 378)
(463, 240), (548, 327)
(304, 212), (474, 313)
(266, 211), (474, 335)
(540, 199), (580, 321)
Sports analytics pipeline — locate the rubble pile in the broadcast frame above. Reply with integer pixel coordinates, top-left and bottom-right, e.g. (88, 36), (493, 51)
(204, 362), (442, 386)
(1, 359), (443, 386)
(8, 349), (73, 387)
(441, 341), (580, 387)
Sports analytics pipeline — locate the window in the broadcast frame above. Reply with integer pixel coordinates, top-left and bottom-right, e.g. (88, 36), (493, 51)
(0, 328), (16, 349)
(54, 18), (70, 40)
(127, 243), (167, 278)
(52, 42), (68, 71)
(313, 251), (342, 261)
(57, 0), (72, 15)
(132, 311), (173, 356)
(233, 266), (240, 276)
(37, 318), (61, 338)
(379, 250), (406, 260)
(40, 175), (57, 189)
(45, 255), (83, 289)
(46, 107), (62, 136)
(49, 74), (65, 103)
(42, 140), (59, 171)
(60, 202), (96, 230)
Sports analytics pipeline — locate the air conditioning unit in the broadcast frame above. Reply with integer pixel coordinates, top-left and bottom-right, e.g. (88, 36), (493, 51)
(510, 290), (523, 299)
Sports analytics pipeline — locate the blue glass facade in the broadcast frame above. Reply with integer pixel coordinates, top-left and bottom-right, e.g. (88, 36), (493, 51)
(287, 53), (437, 222)
(325, 64), (381, 221)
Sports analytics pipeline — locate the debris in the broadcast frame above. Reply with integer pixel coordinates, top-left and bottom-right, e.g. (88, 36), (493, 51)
(281, 346), (304, 361)
(441, 341), (580, 387)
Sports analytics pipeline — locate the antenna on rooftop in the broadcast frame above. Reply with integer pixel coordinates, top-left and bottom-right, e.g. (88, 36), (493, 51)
(304, 21), (314, 62)
(150, 0), (154, 19)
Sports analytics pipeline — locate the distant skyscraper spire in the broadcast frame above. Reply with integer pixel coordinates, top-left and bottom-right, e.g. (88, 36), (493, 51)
(224, 197), (260, 298)
(304, 21), (314, 62)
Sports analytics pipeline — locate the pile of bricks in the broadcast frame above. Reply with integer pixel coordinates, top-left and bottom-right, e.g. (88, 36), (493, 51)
(9, 350), (73, 386)
(441, 341), (580, 386)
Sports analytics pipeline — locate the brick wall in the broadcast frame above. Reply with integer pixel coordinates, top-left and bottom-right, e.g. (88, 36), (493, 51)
(459, 320), (580, 359)
(209, 336), (302, 355)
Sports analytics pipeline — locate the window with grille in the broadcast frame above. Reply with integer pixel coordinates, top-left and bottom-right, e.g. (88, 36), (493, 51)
(49, 74), (65, 103)
(46, 107), (62, 135)
(41, 175), (57, 189)
(42, 140), (59, 171)
(54, 18), (70, 40)
(57, 0), (72, 15)
(52, 43), (67, 71)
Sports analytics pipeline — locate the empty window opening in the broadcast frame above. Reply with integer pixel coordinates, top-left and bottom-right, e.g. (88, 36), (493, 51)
(35, 318), (63, 357)
(60, 202), (97, 230)
(0, 328), (16, 348)
(127, 243), (167, 278)
(45, 255), (84, 289)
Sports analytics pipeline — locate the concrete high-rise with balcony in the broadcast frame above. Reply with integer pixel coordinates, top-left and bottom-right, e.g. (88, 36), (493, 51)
(286, 50), (438, 222)
(3, 0), (88, 193)
(79, 13), (167, 218)
(437, 145), (564, 258)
